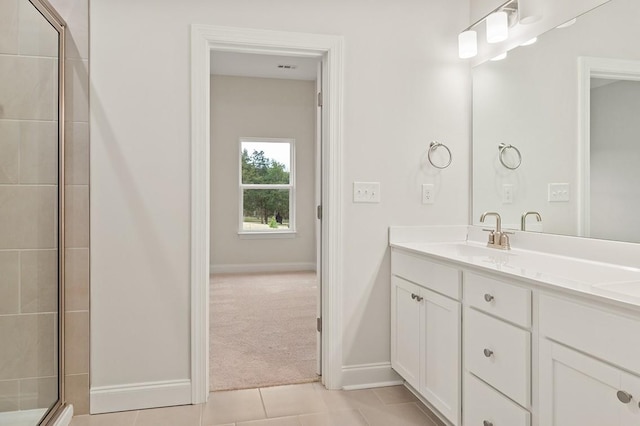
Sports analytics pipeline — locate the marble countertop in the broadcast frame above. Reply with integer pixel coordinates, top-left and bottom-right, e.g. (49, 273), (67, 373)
(390, 226), (640, 310)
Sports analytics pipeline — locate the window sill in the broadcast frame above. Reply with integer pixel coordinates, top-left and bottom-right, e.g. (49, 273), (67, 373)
(238, 231), (297, 240)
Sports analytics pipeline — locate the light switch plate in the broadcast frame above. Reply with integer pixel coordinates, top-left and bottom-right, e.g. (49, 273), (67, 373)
(548, 183), (570, 202)
(353, 182), (381, 203)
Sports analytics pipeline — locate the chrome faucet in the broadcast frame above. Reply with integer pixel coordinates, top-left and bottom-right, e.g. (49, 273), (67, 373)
(521, 211), (542, 231)
(480, 211), (512, 250)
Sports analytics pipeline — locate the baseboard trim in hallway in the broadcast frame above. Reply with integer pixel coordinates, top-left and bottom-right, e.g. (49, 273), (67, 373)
(210, 262), (316, 274)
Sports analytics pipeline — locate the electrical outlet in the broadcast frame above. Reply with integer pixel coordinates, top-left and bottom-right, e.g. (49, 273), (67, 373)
(422, 184), (435, 204)
(548, 183), (570, 202)
(353, 182), (381, 203)
(502, 184), (514, 204)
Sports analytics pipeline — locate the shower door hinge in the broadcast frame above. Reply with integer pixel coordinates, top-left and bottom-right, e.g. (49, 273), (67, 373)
(317, 317), (322, 332)
(317, 92), (323, 107)
(317, 205), (322, 220)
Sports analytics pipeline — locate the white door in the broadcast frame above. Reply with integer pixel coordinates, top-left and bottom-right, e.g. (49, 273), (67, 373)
(420, 288), (461, 426)
(539, 339), (636, 426)
(391, 277), (421, 389)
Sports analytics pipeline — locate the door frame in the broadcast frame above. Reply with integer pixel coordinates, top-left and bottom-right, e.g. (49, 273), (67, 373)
(190, 24), (345, 403)
(577, 56), (640, 237)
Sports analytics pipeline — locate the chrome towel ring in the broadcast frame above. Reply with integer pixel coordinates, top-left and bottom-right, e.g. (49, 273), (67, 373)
(428, 141), (452, 169)
(498, 143), (522, 170)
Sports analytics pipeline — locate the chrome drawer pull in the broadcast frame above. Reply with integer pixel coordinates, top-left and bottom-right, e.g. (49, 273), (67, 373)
(484, 293), (494, 302)
(483, 421), (493, 426)
(483, 348), (494, 358)
(411, 293), (423, 302)
(617, 390), (633, 404)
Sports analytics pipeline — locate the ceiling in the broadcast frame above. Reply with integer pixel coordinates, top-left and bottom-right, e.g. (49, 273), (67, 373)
(210, 51), (319, 81)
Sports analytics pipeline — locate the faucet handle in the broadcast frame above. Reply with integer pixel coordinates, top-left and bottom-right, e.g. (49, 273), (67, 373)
(482, 228), (495, 233)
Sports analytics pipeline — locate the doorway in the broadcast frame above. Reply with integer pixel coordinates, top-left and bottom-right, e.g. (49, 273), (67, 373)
(209, 52), (321, 391)
(189, 25), (345, 402)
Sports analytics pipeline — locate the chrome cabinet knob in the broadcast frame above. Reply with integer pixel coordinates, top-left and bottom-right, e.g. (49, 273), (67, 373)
(483, 421), (493, 426)
(484, 293), (494, 302)
(617, 390), (633, 404)
(483, 348), (494, 358)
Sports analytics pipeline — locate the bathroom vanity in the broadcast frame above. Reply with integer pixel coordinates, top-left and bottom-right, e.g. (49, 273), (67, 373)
(389, 226), (640, 426)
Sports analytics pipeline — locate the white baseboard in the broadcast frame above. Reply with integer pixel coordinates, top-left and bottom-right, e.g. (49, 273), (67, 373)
(52, 404), (74, 426)
(341, 362), (403, 390)
(90, 379), (191, 414)
(210, 262), (316, 274)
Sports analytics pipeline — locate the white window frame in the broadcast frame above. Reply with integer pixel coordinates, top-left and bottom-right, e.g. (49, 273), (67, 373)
(238, 137), (296, 238)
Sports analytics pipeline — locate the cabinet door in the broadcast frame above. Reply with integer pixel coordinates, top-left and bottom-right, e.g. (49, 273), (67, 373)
(540, 339), (626, 426)
(391, 276), (421, 389)
(420, 287), (461, 426)
(621, 371), (640, 426)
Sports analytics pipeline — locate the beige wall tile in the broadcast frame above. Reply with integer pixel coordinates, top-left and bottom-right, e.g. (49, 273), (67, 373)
(48, 0), (88, 60)
(69, 411), (137, 426)
(19, 376), (58, 410)
(0, 251), (20, 315)
(18, 0), (59, 57)
(0, 56), (57, 121)
(65, 373), (89, 415)
(0, 186), (57, 249)
(21, 249), (58, 313)
(0, 0), (19, 55)
(65, 122), (89, 185)
(65, 248), (89, 311)
(20, 121), (58, 184)
(65, 311), (89, 375)
(0, 380), (20, 413)
(0, 313), (56, 380)
(65, 185), (89, 248)
(0, 120), (20, 183)
(65, 59), (89, 123)
(135, 404), (201, 426)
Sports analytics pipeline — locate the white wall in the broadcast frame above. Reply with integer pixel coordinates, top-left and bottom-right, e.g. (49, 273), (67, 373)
(590, 80), (640, 243)
(210, 75), (316, 271)
(90, 0), (470, 406)
(472, 0), (640, 235)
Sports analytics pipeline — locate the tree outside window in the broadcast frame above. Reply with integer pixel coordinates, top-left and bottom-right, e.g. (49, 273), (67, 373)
(239, 138), (295, 232)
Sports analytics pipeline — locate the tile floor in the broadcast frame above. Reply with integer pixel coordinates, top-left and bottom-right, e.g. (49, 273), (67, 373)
(69, 383), (445, 426)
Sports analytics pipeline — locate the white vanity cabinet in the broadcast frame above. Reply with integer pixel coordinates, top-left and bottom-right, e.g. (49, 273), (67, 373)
(391, 250), (462, 426)
(539, 295), (640, 425)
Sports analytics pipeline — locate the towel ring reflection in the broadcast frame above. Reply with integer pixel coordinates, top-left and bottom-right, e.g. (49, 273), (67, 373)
(428, 141), (452, 169)
(498, 143), (522, 170)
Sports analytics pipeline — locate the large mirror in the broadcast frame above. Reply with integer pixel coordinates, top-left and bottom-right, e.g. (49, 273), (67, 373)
(472, 0), (640, 243)
(0, 1), (65, 425)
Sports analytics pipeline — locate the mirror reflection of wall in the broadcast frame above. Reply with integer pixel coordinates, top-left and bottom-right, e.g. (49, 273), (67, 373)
(472, 0), (640, 243)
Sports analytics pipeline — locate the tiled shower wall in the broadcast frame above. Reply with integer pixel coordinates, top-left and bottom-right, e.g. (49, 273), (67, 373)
(0, 0), (63, 414)
(0, 0), (90, 416)
(49, 0), (91, 415)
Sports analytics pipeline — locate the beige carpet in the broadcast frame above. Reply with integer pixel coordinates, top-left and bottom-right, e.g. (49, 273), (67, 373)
(210, 271), (319, 391)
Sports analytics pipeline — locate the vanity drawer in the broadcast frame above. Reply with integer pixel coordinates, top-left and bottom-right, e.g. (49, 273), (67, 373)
(539, 294), (640, 376)
(465, 307), (531, 407)
(391, 250), (461, 300)
(465, 272), (531, 328)
(464, 372), (530, 426)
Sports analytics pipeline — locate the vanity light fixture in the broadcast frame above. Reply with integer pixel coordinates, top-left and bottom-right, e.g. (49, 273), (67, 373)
(458, 30), (478, 59)
(520, 37), (538, 46)
(458, 0), (540, 59)
(487, 11), (509, 43)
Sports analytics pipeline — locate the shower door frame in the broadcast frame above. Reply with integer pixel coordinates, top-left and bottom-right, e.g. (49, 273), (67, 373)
(25, 0), (68, 425)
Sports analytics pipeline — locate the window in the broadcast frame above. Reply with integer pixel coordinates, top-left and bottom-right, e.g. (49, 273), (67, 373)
(239, 138), (295, 234)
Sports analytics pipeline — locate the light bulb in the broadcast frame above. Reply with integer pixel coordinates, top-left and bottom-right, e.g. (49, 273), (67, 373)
(486, 11), (509, 43)
(458, 30), (477, 59)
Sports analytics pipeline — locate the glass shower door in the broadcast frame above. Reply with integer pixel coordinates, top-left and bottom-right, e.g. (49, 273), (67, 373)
(0, 0), (65, 424)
